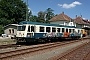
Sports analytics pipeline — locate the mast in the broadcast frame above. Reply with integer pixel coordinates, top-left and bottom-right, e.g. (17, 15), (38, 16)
(26, 0), (28, 21)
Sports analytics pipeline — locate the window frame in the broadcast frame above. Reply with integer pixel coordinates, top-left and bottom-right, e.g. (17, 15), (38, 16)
(57, 28), (60, 32)
(39, 26), (44, 32)
(46, 27), (50, 32)
(52, 27), (56, 32)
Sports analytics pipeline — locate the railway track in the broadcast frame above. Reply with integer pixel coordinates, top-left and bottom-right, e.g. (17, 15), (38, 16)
(50, 39), (90, 60)
(0, 44), (22, 49)
(0, 40), (82, 60)
(59, 42), (90, 60)
(0, 36), (88, 49)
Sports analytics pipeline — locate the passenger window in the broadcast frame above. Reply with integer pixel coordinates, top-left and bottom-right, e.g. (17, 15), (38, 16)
(66, 29), (68, 32)
(46, 27), (50, 32)
(72, 29), (74, 33)
(9, 29), (11, 34)
(57, 28), (60, 32)
(62, 28), (64, 32)
(12, 29), (14, 33)
(69, 29), (71, 33)
(78, 30), (80, 33)
(28, 26), (30, 32)
(40, 27), (44, 32)
(31, 26), (34, 32)
(52, 27), (56, 32)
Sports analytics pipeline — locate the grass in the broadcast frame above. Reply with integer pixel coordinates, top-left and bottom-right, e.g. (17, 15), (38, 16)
(0, 38), (16, 45)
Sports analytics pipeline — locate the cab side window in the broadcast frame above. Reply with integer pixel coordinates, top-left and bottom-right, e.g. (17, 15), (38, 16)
(28, 26), (30, 32)
(31, 26), (34, 32)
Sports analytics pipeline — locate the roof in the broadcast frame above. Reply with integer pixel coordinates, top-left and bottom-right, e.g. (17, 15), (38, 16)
(18, 21), (81, 28)
(19, 21), (46, 25)
(4, 24), (18, 28)
(74, 16), (90, 25)
(49, 12), (72, 22)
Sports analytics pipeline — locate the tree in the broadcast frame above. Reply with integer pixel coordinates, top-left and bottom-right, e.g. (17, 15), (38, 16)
(45, 8), (55, 23)
(0, 25), (4, 35)
(29, 15), (39, 22)
(28, 10), (32, 21)
(0, 0), (27, 25)
(38, 11), (46, 23)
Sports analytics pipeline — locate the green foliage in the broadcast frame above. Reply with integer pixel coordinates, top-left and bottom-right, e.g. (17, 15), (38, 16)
(0, 0), (27, 34)
(0, 0), (55, 25)
(29, 15), (38, 22)
(32, 8), (55, 23)
(0, 0), (27, 25)
(45, 8), (55, 23)
(0, 0), (56, 34)
(38, 11), (46, 23)
(0, 25), (4, 35)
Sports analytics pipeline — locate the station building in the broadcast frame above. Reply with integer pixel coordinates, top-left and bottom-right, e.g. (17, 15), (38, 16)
(4, 24), (18, 37)
(49, 12), (76, 27)
(74, 16), (90, 35)
(49, 12), (90, 35)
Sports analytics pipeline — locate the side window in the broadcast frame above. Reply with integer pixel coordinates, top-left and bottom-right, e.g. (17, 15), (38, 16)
(52, 27), (56, 32)
(31, 26), (34, 32)
(62, 28), (64, 32)
(22, 26), (26, 31)
(69, 29), (71, 33)
(46, 27), (50, 32)
(9, 29), (11, 34)
(40, 27), (44, 32)
(57, 28), (60, 32)
(72, 29), (74, 33)
(66, 29), (68, 32)
(28, 26), (30, 32)
(12, 29), (14, 33)
(78, 30), (80, 33)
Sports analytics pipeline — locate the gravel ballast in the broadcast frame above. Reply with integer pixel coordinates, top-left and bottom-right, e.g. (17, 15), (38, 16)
(20, 40), (90, 60)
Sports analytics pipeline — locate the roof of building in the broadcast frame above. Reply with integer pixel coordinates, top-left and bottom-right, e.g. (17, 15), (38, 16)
(74, 16), (90, 25)
(49, 12), (72, 22)
(4, 24), (18, 28)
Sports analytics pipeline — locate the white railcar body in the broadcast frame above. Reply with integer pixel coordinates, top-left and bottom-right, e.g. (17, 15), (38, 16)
(16, 21), (83, 43)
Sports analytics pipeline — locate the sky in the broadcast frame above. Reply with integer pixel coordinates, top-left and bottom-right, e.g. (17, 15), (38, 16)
(23, 0), (90, 20)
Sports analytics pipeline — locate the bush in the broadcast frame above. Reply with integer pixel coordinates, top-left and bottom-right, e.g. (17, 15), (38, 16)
(0, 25), (4, 35)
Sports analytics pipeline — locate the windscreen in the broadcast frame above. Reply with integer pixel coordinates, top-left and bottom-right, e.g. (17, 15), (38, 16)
(17, 26), (26, 31)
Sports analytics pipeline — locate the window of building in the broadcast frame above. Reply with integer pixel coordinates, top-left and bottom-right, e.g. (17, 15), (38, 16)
(9, 29), (11, 34)
(12, 29), (14, 33)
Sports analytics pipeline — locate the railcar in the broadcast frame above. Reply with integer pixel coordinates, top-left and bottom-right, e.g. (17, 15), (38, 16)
(15, 21), (84, 43)
(81, 29), (87, 37)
